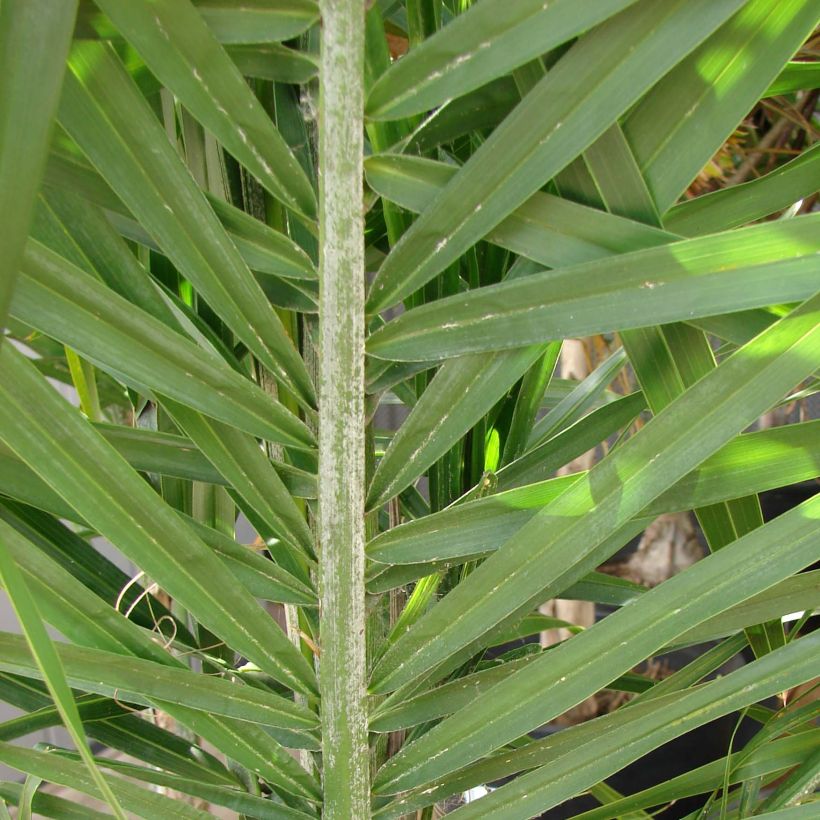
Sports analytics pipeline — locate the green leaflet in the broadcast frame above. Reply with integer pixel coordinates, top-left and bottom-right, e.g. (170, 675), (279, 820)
(364, 152), (672, 274)
(365, 0), (745, 312)
(76, 0), (320, 44)
(3, 423), (317, 499)
(0, 742), (210, 820)
(0, 0), (78, 333)
(12, 240), (314, 449)
(162, 398), (315, 557)
(673, 571), (820, 647)
(369, 293), (820, 696)
(0, 632), (318, 734)
(95, 0), (316, 221)
(373, 497), (820, 794)
(67, 756), (317, 819)
(367, 346), (544, 510)
(379, 635), (820, 817)
(368, 214), (820, 362)
(191, 0), (319, 43)
(227, 43), (318, 84)
(767, 60), (820, 96)
(365, 0), (639, 119)
(367, 420), (820, 567)
(0, 512), (321, 796)
(33, 186), (178, 325)
(569, 731), (820, 820)
(664, 143), (820, 237)
(95, 423), (316, 497)
(0, 345), (318, 698)
(0, 536), (126, 818)
(44, 148), (317, 282)
(59, 41), (316, 407)
(623, 0), (820, 212)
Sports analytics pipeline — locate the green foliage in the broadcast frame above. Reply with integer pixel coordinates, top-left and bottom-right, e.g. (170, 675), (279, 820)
(0, 0), (818, 816)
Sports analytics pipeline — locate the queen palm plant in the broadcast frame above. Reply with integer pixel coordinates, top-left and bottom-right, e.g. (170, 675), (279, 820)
(0, 0), (819, 817)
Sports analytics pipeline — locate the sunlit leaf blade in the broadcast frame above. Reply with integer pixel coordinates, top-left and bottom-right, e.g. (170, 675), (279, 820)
(374, 496), (820, 795)
(498, 392), (646, 490)
(365, 0), (639, 120)
(12, 240), (314, 449)
(767, 60), (820, 96)
(96, 0), (316, 221)
(369, 294), (820, 695)
(365, 0), (746, 312)
(367, 347), (543, 510)
(623, 0), (820, 213)
(368, 421), (820, 567)
(664, 143), (820, 236)
(0, 0), (78, 333)
(59, 41), (316, 407)
(0, 541), (126, 818)
(368, 215), (820, 362)
(673, 571), (820, 647)
(0, 345), (318, 696)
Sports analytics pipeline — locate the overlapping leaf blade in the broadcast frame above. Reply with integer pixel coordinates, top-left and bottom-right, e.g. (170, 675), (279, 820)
(0, 345), (318, 697)
(366, 0), (640, 120)
(11, 240), (314, 448)
(366, 0), (746, 312)
(0, 0), (78, 331)
(58, 41), (315, 406)
(368, 215), (820, 361)
(95, 0), (316, 220)
(370, 294), (820, 696)
(374, 495), (820, 794)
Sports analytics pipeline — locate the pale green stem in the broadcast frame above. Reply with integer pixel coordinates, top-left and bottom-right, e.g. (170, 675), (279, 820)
(318, 0), (369, 815)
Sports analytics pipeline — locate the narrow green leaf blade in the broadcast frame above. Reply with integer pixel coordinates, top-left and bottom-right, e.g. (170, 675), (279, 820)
(0, 345), (318, 696)
(12, 240), (314, 449)
(0, 633), (318, 734)
(664, 143), (820, 237)
(374, 497), (820, 794)
(366, 0), (746, 312)
(162, 398), (315, 557)
(95, 0), (316, 220)
(0, 742), (210, 820)
(437, 635), (820, 818)
(0, 0), (78, 332)
(368, 215), (820, 361)
(59, 41), (315, 406)
(624, 0), (820, 212)
(0, 547), (125, 818)
(366, 0), (639, 120)
(367, 347), (543, 510)
(369, 294), (820, 696)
